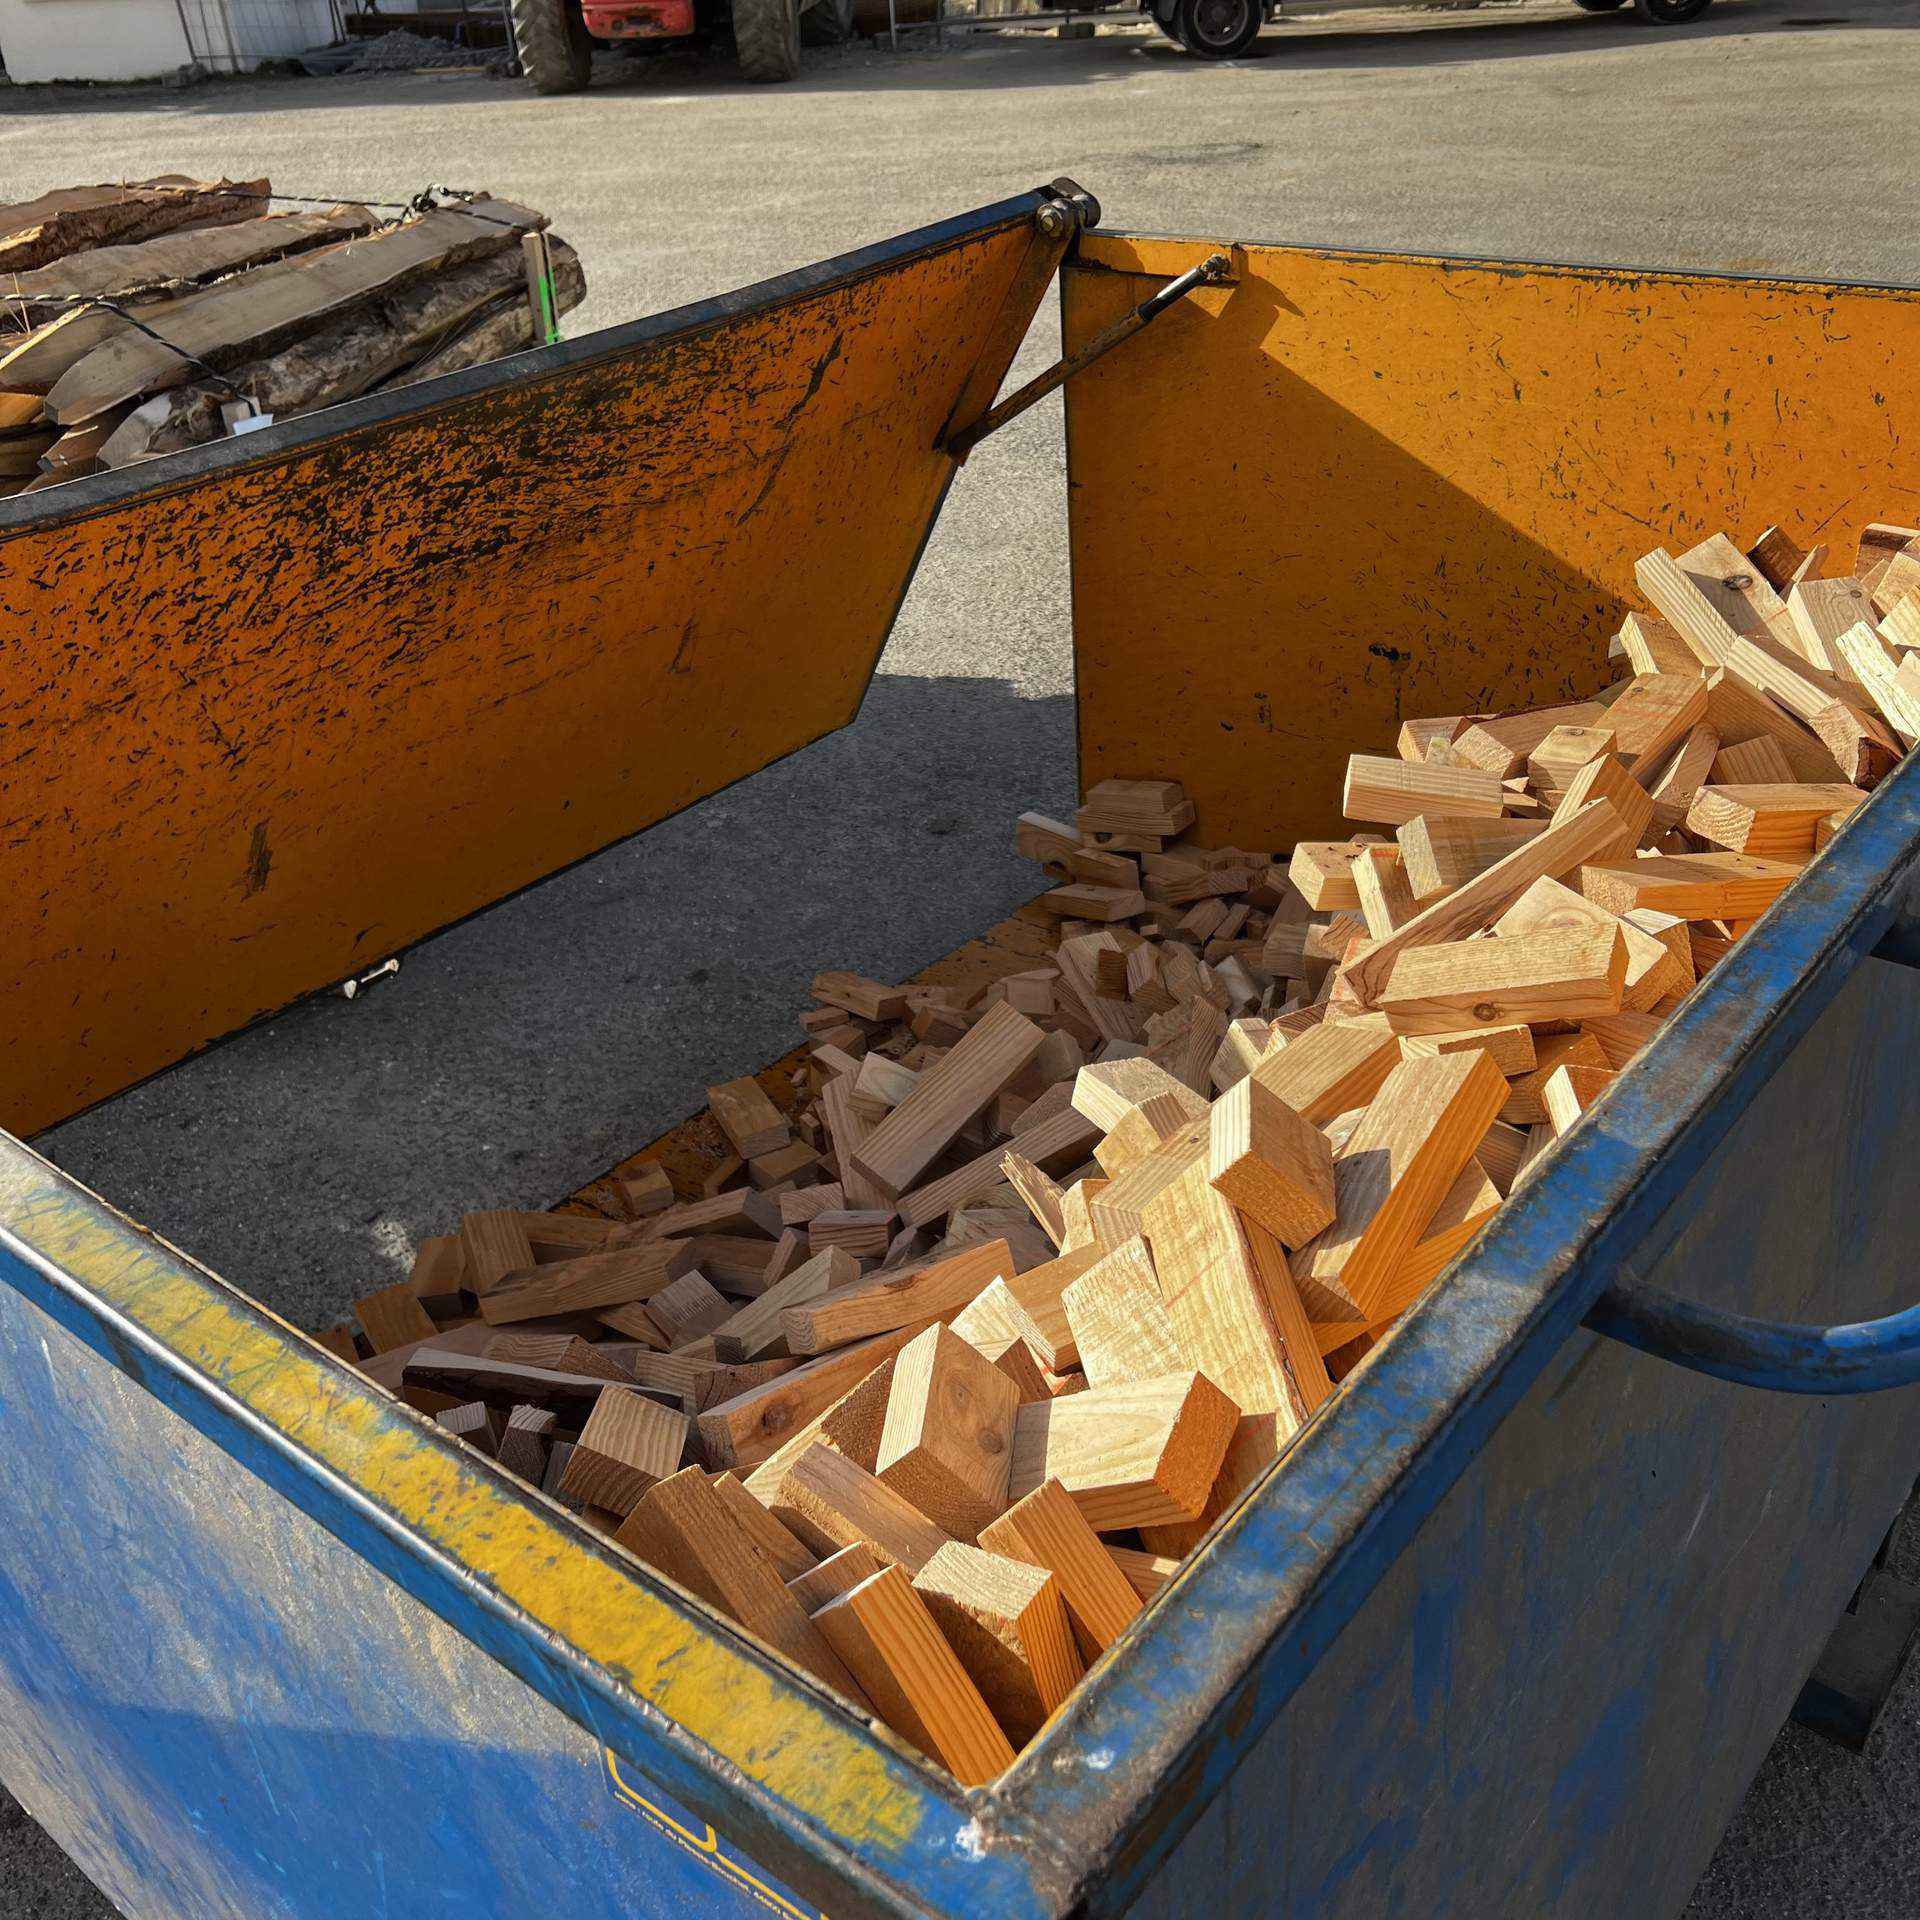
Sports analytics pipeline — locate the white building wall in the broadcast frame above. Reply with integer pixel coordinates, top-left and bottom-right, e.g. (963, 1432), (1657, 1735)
(0, 0), (192, 82)
(0, 0), (341, 80)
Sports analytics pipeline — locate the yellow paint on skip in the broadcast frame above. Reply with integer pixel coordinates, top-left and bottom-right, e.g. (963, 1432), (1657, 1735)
(2, 1165), (925, 1856)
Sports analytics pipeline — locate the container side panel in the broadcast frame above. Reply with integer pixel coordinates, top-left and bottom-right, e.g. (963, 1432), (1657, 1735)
(1120, 954), (1920, 1919)
(0, 1278), (815, 1920)
(1062, 234), (1920, 850)
(0, 212), (1039, 1138)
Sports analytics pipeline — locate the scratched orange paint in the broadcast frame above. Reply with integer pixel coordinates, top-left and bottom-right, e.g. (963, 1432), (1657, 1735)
(1063, 232), (1920, 851)
(0, 218), (1043, 1136)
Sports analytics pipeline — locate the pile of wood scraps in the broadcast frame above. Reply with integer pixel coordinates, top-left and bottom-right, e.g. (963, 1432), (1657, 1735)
(0, 176), (584, 493)
(324, 515), (1918, 1784)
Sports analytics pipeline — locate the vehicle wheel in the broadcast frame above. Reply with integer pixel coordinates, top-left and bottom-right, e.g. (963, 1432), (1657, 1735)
(1150, 0), (1187, 40)
(1174, 0), (1260, 55)
(801, 0), (855, 43)
(734, 0), (802, 77)
(1633, 0), (1709, 18)
(509, 0), (593, 92)
(1571, 0), (1628, 10)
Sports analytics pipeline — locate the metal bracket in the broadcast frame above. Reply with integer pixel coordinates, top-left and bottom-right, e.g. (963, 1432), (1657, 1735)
(941, 250), (1234, 462)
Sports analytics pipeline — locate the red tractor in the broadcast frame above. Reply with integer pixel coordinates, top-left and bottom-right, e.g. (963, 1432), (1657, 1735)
(509, 0), (853, 88)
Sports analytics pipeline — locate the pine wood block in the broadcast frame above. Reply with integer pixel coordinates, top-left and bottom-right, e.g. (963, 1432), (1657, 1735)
(897, 1107), (1098, 1231)
(1686, 782), (1866, 858)
(1008, 1371), (1239, 1529)
(1725, 632), (1896, 756)
(404, 1345), (647, 1409)
(1702, 669), (1847, 784)
(1787, 577), (1879, 671)
(1400, 1023), (1535, 1075)
(1039, 882), (1147, 922)
(1808, 696), (1900, 787)
(479, 1241), (698, 1325)
(1078, 777), (1194, 838)
(1635, 547), (1747, 668)
(1368, 1157), (1502, 1324)
(1207, 1072), (1335, 1248)
(697, 1326), (921, 1470)
(1107, 1545), (1180, 1603)
(813, 1566), (1014, 1783)
(1747, 525), (1810, 590)
(615, 1468), (864, 1706)
(816, 1354), (899, 1471)
(850, 1003), (1046, 1199)
(459, 1210), (536, 1293)
(1060, 1237), (1184, 1389)
(912, 1542), (1081, 1745)
(1580, 1008), (1665, 1070)
(1883, 590), (1920, 652)
(710, 1246), (855, 1363)
(978, 1477), (1142, 1662)
(652, 1188), (784, 1240)
(782, 1238), (1011, 1356)
(559, 1387), (688, 1515)
(1830, 619), (1920, 744)
(1543, 1063), (1618, 1137)
(1872, 547), (1920, 619)
(817, 1070), (889, 1210)
(873, 1325), (1019, 1541)
(646, 1271), (733, 1349)
(812, 971), (909, 1021)
(1644, 724), (1722, 828)
(436, 1400), (502, 1455)
(1342, 755), (1504, 826)
(1351, 845), (1418, 939)
(996, 1244), (1104, 1371)
(1002, 1151), (1068, 1251)
(614, 1163), (675, 1218)
(787, 1539), (887, 1613)
(353, 1281), (436, 1355)
(951, 1277), (1050, 1362)
(1578, 853), (1800, 921)
(707, 1077), (789, 1161)
(1502, 1030), (1611, 1123)
(486, 1331), (631, 1383)
(1526, 725), (1616, 803)
(1087, 1116), (1209, 1244)
(1071, 1056), (1210, 1134)
(1396, 715), (1474, 762)
(1859, 523), (1920, 590)
(1243, 1017), (1394, 1125)
(770, 1441), (951, 1572)
(1378, 921), (1625, 1034)
(779, 1185), (845, 1228)
(1297, 1049), (1506, 1323)
(1289, 841), (1367, 910)
(1709, 733), (1795, 786)
(1599, 674), (1710, 771)
(405, 1235), (470, 1316)
(1449, 706), (1608, 779)
(1491, 874), (1673, 1008)
(1336, 797), (1629, 1011)
(1548, 752), (1654, 861)
(1618, 611), (1699, 676)
(540, 1441), (584, 1511)
(495, 1397), (556, 1482)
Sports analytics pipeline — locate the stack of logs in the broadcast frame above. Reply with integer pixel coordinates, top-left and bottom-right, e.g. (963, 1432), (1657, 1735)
(328, 516), (1919, 1783)
(0, 175), (584, 492)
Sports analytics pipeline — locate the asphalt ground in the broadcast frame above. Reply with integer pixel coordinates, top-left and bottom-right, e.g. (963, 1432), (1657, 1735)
(4, 0), (1920, 1908)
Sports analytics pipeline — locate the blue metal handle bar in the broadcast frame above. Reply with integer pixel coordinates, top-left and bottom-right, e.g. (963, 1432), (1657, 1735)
(1587, 1286), (1920, 1395)
(1584, 920), (1920, 1395)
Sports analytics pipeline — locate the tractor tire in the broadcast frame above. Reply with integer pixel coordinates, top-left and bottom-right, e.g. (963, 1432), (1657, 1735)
(735, 0), (802, 79)
(802, 0), (856, 43)
(510, 0), (593, 91)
